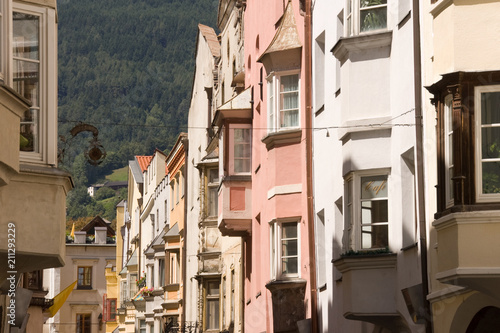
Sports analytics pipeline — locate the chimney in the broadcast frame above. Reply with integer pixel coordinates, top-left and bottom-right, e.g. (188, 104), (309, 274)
(95, 227), (107, 244)
(74, 231), (87, 244)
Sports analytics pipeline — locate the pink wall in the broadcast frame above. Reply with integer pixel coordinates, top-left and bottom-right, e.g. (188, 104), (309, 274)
(244, 1), (311, 332)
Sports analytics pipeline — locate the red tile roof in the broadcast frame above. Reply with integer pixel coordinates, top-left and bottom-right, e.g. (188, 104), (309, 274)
(136, 155), (153, 172)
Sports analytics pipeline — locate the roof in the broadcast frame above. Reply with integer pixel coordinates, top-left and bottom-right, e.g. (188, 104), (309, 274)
(80, 216), (115, 237)
(165, 223), (180, 237)
(136, 155), (153, 173)
(129, 159), (144, 184)
(198, 24), (220, 58)
(258, 0), (302, 63)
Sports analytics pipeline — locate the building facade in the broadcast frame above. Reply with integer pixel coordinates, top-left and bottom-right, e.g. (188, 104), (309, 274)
(0, 0), (73, 332)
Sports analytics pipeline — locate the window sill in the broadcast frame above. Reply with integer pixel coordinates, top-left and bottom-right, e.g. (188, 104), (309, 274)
(261, 128), (302, 150)
(265, 278), (306, 292)
(331, 30), (392, 64)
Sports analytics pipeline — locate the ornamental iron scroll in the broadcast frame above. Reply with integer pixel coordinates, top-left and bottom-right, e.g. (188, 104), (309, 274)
(58, 123), (106, 166)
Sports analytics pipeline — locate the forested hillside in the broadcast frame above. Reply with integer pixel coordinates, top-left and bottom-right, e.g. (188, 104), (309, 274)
(58, 0), (218, 224)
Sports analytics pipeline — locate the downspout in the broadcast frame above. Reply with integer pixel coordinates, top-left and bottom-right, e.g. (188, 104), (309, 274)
(412, 0), (432, 332)
(182, 138), (189, 327)
(304, 0), (318, 331)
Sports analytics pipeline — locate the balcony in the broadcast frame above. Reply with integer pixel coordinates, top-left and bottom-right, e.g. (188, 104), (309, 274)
(433, 211), (500, 299)
(333, 253), (408, 330)
(218, 176), (252, 236)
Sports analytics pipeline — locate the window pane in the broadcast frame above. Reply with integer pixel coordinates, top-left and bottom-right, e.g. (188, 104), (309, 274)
(482, 127), (500, 159)
(361, 224), (388, 249)
(13, 13), (39, 60)
(280, 74), (298, 92)
(208, 186), (218, 216)
(207, 299), (220, 329)
(282, 256), (298, 275)
(280, 109), (299, 128)
(282, 222), (297, 238)
(361, 175), (388, 199)
(481, 92), (500, 125)
(482, 162), (500, 194)
(208, 281), (219, 295)
(282, 239), (298, 257)
(360, 7), (387, 32)
(361, 200), (388, 224)
(209, 168), (219, 183)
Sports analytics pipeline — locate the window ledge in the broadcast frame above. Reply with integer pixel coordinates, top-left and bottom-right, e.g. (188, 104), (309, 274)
(221, 175), (251, 183)
(261, 129), (302, 150)
(331, 31), (393, 63)
(333, 253), (397, 273)
(265, 278), (306, 292)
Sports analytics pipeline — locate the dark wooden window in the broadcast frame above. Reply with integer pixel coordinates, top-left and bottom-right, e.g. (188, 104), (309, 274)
(77, 266), (92, 289)
(76, 313), (91, 333)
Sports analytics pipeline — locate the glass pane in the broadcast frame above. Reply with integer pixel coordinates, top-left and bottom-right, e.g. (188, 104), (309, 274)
(282, 222), (297, 238)
(482, 162), (500, 194)
(281, 91), (299, 110)
(208, 281), (219, 295)
(280, 74), (299, 92)
(207, 299), (220, 329)
(234, 128), (250, 143)
(481, 92), (500, 125)
(209, 168), (218, 183)
(360, 7), (387, 32)
(360, 0), (387, 8)
(361, 200), (388, 224)
(280, 109), (299, 128)
(13, 12), (39, 60)
(482, 127), (500, 159)
(13, 60), (39, 105)
(282, 257), (298, 274)
(20, 108), (38, 152)
(361, 224), (388, 249)
(361, 175), (388, 199)
(208, 187), (218, 216)
(282, 239), (298, 257)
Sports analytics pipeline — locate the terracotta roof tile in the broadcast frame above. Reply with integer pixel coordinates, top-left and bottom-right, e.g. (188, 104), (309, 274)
(136, 155), (153, 172)
(198, 23), (220, 58)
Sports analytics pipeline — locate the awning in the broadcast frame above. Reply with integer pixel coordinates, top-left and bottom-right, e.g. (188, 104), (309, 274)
(46, 280), (77, 317)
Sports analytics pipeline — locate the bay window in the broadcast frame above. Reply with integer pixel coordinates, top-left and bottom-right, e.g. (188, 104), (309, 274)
(476, 85), (500, 201)
(345, 172), (389, 251)
(270, 220), (300, 279)
(267, 72), (300, 133)
(345, 0), (387, 37)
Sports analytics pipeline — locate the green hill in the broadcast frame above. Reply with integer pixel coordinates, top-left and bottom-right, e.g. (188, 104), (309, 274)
(59, 0), (218, 223)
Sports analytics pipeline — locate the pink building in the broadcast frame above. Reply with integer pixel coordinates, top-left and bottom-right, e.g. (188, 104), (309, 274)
(217, 0), (316, 331)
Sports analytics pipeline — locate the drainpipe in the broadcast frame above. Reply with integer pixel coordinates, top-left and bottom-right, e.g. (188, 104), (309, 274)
(304, 0), (318, 331)
(412, 0), (432, 332)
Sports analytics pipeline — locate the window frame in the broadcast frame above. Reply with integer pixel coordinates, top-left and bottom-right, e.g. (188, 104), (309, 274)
(12, 2), (57, 165)
(444, 94), (454, 207)
(475, 84), (500, 202)
(204, 280), (220, 331)
(229, 124), (252, 175)
(344, 170), (390, 252)
(77, 266), (93, 290)
(270, 219), (300, 280)
(105, 298), (117, 322)
(206, 167), (219, 217)
(345, 0), (388, 37)
(168, 251), (180, 285)
(76, 313), (91, 333)
(267, 71), (301, 133)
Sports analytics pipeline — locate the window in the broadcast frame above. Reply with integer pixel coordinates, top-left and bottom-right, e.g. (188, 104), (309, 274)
(345, 0), (387, 37)
(444, 95), (454, 206)
(77, 267), (92, 289)
(476, 85), (500, 201)
(106, 298), (117, 321)
(139, 319), (146, 333)
(170, 182), (175, 210)
(230, 270), (235, 324)
(231, 126), (251, 174)
(76, 314), (91, 333)
(204, 281), (220, 331)
(345, 172), (389, 251)
(270, 220), (299, 279)
(158, 258), (165, 287)
(121, 280), (128, 303)
(169, 252), (180, 284)
(267, 73), (300, 133)
(129, 273), (138, 298)
(175, 173), (180, 204)
(207, 168), (219, 217)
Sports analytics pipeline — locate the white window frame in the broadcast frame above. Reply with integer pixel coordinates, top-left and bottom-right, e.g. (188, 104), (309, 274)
(444, 94), (454, 207)
(0, 1), (10, 82)
(267, 71), (300, 133)
(12, 3), (57, 165)
(345, 0), (388, 37)
(344, 170), (390, 251)
(475, 85), (500, 202)
(229, 123), (252, 175)
(206, 167), (219, 217)
(270, 218), (300, 280)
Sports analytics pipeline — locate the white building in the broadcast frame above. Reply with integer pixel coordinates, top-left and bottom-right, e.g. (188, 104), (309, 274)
(312, 0), (428, 331)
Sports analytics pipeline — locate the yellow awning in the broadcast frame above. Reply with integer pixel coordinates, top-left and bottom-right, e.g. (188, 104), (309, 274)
(46, 280), (77, 317)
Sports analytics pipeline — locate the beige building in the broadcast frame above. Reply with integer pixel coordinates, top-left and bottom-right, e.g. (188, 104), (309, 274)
(50, 217), (116, 333)
(423, 0), (500, 332)
(0, 0), (73, 332)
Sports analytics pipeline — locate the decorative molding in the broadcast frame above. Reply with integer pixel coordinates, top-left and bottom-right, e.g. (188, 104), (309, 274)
(267, 183), (302, 199)
(261, 128), (302, 150)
